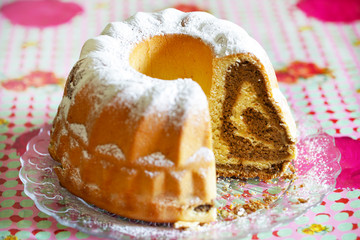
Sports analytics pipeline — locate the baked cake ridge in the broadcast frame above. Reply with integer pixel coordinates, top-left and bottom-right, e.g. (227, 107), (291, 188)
(49, 8), (297, 225)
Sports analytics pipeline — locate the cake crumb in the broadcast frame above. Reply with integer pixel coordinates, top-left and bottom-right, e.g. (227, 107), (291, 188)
(262, 194), (277, 206)
(243, 200), (262, 214)
(222, 183), (230, 191)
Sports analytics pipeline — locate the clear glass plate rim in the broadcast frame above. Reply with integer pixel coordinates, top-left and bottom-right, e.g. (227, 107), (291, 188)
(19, 123), (342, 239)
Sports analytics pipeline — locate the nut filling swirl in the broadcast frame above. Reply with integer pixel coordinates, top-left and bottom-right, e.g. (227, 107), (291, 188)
(221, 61), (294, 161)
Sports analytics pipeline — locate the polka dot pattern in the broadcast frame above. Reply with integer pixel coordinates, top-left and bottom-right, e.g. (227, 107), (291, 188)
(1, 96), (358, 239)
(0, 91), (358, 238)
(0, 92), (94, 239)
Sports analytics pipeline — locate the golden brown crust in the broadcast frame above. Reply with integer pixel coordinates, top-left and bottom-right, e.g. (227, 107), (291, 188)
(49, 30), (296, 224)
(48, 62), (217, 223)
(54, 164), (216, 223)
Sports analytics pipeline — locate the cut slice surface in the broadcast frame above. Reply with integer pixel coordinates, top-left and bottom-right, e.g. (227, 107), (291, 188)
(210, 56), (296, 180)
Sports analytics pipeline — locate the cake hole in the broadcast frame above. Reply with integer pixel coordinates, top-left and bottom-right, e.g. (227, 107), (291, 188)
(129, 34), (213, 96)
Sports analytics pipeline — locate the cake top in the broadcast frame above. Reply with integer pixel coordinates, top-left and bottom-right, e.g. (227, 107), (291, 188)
(61, 9), (294, 136)
(81, 8), (274, 74)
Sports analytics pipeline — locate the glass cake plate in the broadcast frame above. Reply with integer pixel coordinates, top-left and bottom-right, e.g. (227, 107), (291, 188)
(19, 117), (341, 239)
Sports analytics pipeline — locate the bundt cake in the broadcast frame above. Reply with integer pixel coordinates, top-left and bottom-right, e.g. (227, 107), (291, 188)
(49, 8), (297, 225)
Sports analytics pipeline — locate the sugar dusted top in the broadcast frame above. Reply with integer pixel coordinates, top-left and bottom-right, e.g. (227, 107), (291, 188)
(81, 8), (274, 75)
(69, 8), (276, 125)
(57, 8), (294, 143)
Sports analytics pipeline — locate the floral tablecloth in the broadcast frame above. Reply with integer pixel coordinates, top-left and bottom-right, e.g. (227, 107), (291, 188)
(0, 0), (360, 239)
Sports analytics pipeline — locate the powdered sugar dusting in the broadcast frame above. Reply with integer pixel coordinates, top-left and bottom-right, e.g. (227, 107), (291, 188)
(54, 96), (71, 128)
(188, 196), (202, 205)
(137, 152), (174, 168)
(69, 138), (79, 149)
(74, 8), (273, 126)
(69, 167), (81, 189)
(186, 147), (214, 164)
(82, 150), (90, 159)
(126, 78), (208, 127)
(95, 144), (125, 160)
(59, 96), (71, 119)
(170, 170), (186, 180)
(120, 167), (137, 175)
(198, 168), (209, 179)
(62, 152), (70, 168)
(144, 170), (160, 178)
(86, 183), (100, 193)
(59, 128), (68, 139)
(69, 123), (88, 144)
(96, 8), (273, 75)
